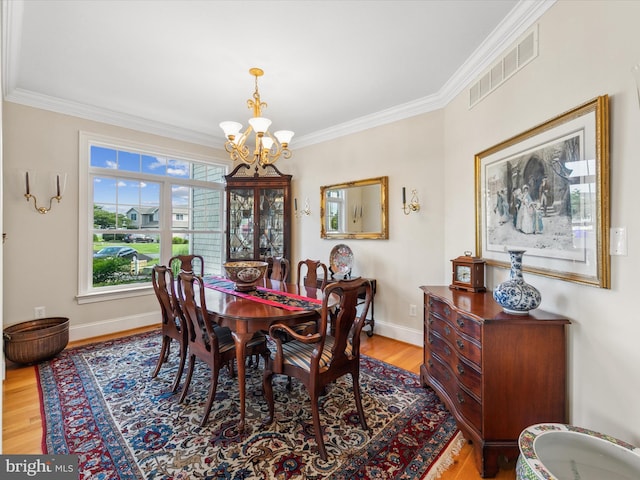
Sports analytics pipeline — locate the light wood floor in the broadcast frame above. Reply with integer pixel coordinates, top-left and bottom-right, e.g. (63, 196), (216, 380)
(2, 327), (515, 479)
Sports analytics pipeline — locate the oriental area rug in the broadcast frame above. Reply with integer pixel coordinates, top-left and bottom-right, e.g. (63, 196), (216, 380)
(37, 331), (464, 479)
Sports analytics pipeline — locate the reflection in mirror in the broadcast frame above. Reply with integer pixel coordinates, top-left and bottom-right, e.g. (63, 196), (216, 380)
(320, 176), (388, 239)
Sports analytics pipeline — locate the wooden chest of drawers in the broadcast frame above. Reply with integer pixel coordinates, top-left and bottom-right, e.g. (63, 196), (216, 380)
(420, 286), (569, 478)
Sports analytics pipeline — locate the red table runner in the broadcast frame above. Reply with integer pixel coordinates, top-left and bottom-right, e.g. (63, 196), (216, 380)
(202, 276), (322, 311)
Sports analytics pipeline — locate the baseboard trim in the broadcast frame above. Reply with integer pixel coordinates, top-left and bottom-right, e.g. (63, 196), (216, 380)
(69, 312), (160, 342)
(68, 312), (422, 347)
(371, 320), (422, 347)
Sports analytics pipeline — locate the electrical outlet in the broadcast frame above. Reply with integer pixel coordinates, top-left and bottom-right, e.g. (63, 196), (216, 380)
(34, 306), (46, 319)
(409, 304), (417, 316)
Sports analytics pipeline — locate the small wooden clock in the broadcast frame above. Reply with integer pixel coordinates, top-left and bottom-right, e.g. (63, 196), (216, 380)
(450, 251), (486, 292)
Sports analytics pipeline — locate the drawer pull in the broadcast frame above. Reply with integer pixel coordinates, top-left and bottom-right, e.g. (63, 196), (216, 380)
(428, 359), (434, 368)
(444, 345), (451, 356)
(457, 392), (465, 404)
(444, 306), (451, 316)
(429, 298), (434, 307)
(457, 317), (465, 328)
(428, 334), (433, 344)
(443, 370), (451, 381)
(456, 339), (464, 350)
(457, 364), (464, 375)
(444, 325), (451, 335)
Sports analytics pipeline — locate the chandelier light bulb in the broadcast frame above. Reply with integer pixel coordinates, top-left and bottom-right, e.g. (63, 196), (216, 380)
(261, 136), (274, 150)
(248, 117), (272, 135)
(220, 121), (243, 140)
(274, 130), (294, 146)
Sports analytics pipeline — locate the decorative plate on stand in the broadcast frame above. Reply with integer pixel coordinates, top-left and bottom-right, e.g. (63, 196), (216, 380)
(329, 244), (354, 277)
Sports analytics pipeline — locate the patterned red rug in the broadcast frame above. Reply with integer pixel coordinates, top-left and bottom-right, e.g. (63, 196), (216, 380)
(37, 330), (463, 479)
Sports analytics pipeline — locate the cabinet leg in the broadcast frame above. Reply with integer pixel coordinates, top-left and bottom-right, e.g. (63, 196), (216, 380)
(473, 443), (519, 478)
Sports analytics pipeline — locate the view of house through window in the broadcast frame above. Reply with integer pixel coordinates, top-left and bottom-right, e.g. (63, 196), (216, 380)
(85, 138), (227, 294)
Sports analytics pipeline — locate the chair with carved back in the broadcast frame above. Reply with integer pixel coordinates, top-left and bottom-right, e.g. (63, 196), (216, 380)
(169, 254), (204, 276)
(296, 259), (328, 291)
(294, 259), (330, 338)
(263, 277), (373, 460)
(266, 256), (290, 282)
(151, 265), (187, 393)
(177, 271), (270, 426)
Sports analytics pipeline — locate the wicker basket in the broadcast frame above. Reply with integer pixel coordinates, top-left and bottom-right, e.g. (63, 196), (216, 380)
(3, 317), (69, 365)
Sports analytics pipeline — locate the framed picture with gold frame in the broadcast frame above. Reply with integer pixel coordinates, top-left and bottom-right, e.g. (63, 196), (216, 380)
(475, 95), (610, 288)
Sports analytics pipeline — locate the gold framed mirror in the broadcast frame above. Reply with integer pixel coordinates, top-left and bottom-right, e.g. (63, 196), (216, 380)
(320, 176), (388, 239)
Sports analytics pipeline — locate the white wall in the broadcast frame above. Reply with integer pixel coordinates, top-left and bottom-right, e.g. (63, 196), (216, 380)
(442, 0), (640, 446)
(2, 103), (225, 340)
(289, 110), (446, 342)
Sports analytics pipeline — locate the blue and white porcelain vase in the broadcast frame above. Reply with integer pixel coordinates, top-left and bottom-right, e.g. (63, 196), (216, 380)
(493, 249), (541, 315)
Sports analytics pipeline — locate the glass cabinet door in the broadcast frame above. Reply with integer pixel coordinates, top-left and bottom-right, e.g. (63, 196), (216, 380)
(228, 188), (255, 260)
(225, 164), (291, 263)
(259, 187), (285, 258)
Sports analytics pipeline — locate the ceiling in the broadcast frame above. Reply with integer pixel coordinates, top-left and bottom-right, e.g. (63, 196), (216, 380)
(2, 0), (554, 149)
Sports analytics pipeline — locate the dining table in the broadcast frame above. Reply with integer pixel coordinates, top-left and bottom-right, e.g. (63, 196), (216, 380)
(200, 275), (332, 432)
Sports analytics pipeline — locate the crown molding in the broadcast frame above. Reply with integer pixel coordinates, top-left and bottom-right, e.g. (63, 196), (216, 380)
(2, 0), (23, 98)
(293, 92), (447, 148)
(3, 0), (556, 150)
(5, 88), (224, 148)
(295, 0), (556, 148)
(438, 0), (555, 104)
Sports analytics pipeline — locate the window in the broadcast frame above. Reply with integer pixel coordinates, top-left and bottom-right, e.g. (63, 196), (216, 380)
(78, 132), (231, 303)
(325, 189), (345, 233)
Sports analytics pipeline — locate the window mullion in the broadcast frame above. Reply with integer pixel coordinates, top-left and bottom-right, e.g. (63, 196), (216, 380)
(161, 181), (174, 265)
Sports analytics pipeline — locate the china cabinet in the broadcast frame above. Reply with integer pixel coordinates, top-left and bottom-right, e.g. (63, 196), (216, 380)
(225, 164), (292, 262)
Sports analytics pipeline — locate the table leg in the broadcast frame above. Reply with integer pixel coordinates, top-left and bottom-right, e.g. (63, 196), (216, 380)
(366, 296), (375, 337)
(232, 331), (252, 432)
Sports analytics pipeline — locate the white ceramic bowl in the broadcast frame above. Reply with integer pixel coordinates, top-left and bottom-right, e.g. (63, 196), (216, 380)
(517, 423), (640, 480)
(223, 261), (268, 291)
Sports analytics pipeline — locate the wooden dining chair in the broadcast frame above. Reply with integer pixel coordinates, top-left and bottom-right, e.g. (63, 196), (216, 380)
(151, 265), (188, 393)
(297, 259), (328, 290)
(169, 254), (204, 276)
(266, 256), (290, 282)
(263, 277), (373, 460)
(177, 271), (270, 426)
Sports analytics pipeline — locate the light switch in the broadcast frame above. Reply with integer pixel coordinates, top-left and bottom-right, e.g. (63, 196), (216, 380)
(610, 227), (627, 256)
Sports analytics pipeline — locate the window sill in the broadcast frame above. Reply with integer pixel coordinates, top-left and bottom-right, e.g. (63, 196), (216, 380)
(76, 285), (154, 304)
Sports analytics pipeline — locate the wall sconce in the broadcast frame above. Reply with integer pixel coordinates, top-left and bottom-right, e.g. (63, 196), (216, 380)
(402, 187), (420, 215)
(633, 63), (640, 108)
(24, 171), (66, 214)
(294, 197), (311, 218)
(352, 204), (363, 223)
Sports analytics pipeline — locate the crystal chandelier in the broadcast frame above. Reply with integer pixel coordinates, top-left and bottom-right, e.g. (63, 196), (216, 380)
(219, 68), (294, 167)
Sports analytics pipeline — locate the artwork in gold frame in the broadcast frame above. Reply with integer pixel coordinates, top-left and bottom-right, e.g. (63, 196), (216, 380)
(475, 95), (610, 288)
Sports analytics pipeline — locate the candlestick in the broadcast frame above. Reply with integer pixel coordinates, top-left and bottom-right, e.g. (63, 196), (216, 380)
(402, 187), (406, 204)
(22, 171), (65, 214)
(294, 198), (298, 210)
